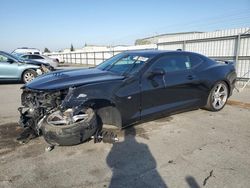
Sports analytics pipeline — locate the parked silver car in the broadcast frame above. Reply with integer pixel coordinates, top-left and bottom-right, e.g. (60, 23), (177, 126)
(19, 54), (58, 69)
(0, 51), (49, 83)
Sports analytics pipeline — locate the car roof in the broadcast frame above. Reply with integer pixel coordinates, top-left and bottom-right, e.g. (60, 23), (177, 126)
(0, 51), (19, 59)
(0, 50), (8, 54)
(123, 50), (199, 57)
(124, 50), (170, 56)
(21, 54), (40, 55)
(124, 49), (205, 58)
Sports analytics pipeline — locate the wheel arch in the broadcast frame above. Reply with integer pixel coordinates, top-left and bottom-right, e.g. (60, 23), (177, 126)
(21, 68), (37, 81)
(83, 98), (122, 128)
(222, 79), (231, 95)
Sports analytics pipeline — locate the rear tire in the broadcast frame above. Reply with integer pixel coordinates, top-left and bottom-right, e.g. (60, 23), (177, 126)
(40, 108), (98, 146)
(22, 69), (37, 83)
(204, 81), (229, 111)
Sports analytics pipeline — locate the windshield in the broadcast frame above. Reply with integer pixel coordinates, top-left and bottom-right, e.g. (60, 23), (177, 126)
(1, 51), (20, 61)
(96, 53), (150, 75)
(12, 53), (25, 60)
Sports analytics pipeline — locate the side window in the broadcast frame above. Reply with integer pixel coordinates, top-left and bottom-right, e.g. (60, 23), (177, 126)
(0, 54), (8, 62)
(152, 55), (190, 73)
(187, 54), (203, 68)
(32, 55), (43, 59)
(22, 55), (29, 59)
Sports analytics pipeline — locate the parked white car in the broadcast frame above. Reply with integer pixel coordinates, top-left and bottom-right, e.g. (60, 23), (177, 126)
(45, 54), (64, 63)
(19, 54), (58, 69)
(12, 48), (42, 55)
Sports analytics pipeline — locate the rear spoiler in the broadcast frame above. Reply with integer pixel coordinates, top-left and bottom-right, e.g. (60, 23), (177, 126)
(213, 59), (236, 66)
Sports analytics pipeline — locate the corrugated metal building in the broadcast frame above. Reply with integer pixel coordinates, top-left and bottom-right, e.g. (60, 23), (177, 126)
(157, 28), (250, 79)
(135, 32), (203, 45)
(48, 28), (250, 82)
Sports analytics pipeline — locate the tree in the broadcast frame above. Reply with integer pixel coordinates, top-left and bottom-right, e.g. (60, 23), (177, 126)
(135, 39), (151, 45)
(70, 44), (74, 51)
(44, 47), (50, 53)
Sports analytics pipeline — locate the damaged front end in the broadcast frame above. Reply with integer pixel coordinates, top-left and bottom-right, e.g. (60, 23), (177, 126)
(18, 87), (111, 146)
(18, 88), (67, 133)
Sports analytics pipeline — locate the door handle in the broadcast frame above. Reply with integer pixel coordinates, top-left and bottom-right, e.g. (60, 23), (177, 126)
(187, 75), (195, 80)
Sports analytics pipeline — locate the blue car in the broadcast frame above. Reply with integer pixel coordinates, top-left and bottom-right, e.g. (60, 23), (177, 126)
(0, 51), (50, 83)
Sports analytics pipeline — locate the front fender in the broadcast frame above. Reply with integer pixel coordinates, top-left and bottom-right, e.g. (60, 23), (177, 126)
(61, 87), (113, 109)
(60, 80), (123, 108)
(60, 82), (123, 127)
(18, 64), (40, 78)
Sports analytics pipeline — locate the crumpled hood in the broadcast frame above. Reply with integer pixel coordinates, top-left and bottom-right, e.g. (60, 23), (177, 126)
(25, 68), (125, 90)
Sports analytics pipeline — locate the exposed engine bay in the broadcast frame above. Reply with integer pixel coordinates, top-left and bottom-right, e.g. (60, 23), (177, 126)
(19, 89), (66, 131)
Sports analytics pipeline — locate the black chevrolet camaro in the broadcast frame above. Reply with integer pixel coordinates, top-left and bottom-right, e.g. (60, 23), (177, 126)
(18, 50), (236, 145)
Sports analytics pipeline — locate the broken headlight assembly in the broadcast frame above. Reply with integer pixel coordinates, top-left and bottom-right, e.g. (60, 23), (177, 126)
(19, 89), (67, 130)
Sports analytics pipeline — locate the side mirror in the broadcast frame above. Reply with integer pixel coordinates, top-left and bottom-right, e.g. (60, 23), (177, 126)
(7, 58), (15, 63)
(148, 68), (165, 78)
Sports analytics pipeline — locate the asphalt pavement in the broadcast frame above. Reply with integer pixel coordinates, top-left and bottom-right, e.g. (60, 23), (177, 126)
(0, 83), (250, 188)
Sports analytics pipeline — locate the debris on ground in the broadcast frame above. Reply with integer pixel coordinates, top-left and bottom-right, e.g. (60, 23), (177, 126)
(91, 130), (119, 143)
(45, 145), (55, 152)
(168, 160), (176, 164)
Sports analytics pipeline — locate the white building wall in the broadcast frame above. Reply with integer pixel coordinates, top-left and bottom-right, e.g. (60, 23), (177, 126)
(158, 28), (250, 78)
(158, 28), (249, 43)
(47, 28), (250, 79)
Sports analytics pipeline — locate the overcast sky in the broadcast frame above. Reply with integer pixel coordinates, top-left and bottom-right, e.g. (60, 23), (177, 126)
(0, 0), (249, 52)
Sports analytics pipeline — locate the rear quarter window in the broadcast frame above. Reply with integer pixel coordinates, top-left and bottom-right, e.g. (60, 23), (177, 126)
(152, 55), (189, 72)
(187, 54), (204, 68)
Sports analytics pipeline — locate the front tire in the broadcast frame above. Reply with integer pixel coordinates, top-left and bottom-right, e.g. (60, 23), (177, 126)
(40, 108), (98, 146)
(204, 81), (229, 111)
(22, 69), (37, 83)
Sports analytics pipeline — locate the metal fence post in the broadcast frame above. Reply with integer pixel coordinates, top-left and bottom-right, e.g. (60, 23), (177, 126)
(86, 52), (88, 66)
(234, 34), (242, 87)
(234, 34), (241, 70)
(183, 40), (186, 51)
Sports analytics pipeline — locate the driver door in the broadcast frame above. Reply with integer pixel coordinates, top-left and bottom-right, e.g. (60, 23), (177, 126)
(140, 53), (202, 118)
(0, 54), (19, 79)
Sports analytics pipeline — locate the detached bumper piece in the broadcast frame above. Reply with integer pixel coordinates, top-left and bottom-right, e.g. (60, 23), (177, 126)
(17, 107), (39, 143)
(92, 130), (118, 143)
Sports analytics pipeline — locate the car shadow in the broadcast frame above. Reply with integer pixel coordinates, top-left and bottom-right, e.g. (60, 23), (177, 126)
(185, 176), (201, 188)
(0, 80), (23, 85)
(106, 126), (168, 188)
